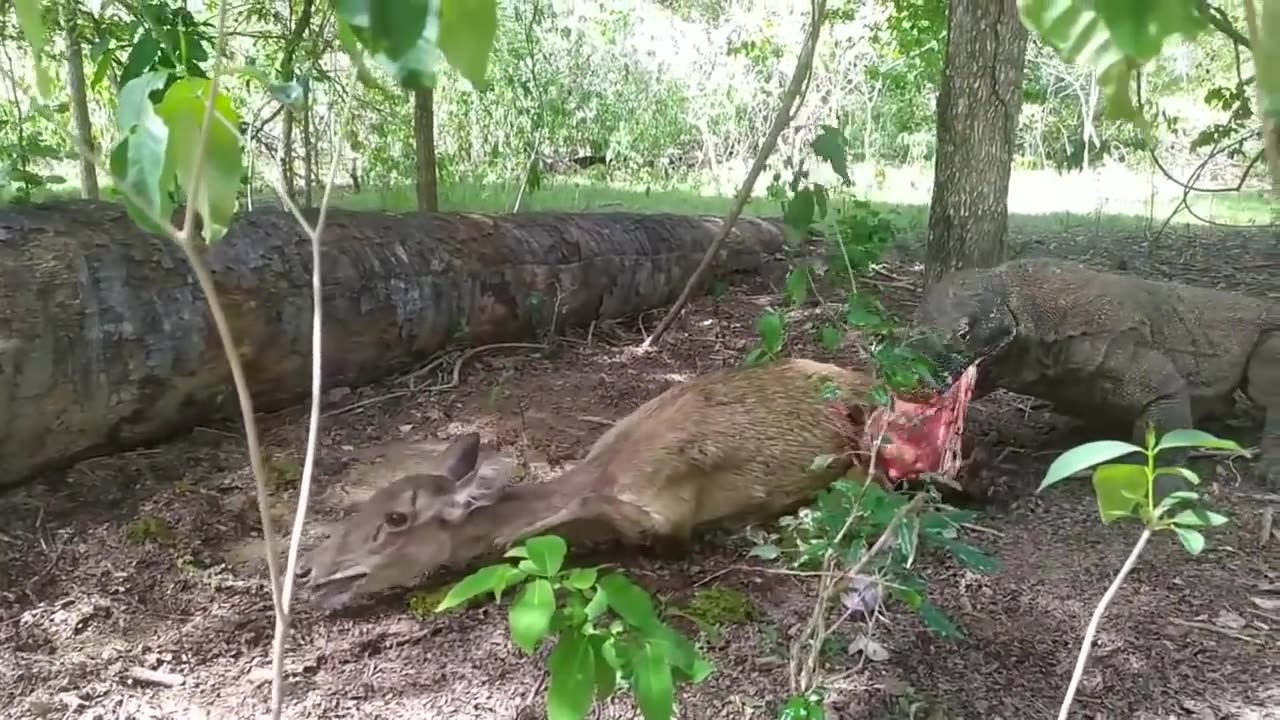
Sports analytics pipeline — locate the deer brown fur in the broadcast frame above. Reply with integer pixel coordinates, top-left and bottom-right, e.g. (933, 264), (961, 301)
(301, 359), (917, 610)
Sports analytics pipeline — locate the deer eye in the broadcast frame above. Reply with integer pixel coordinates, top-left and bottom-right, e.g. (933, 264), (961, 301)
(384, 511), (409, 529)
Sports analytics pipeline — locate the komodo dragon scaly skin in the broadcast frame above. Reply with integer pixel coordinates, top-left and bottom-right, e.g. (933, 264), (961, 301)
(910, 257), (1280, 489)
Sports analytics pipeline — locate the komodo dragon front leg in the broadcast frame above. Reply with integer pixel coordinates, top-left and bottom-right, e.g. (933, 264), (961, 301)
(1057, 339), (1197, 499)
(1244, 332), (1280, 488)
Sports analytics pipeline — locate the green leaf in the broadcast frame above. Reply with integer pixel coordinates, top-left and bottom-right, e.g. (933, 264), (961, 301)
(868, 384), (890, 407)
(110, 71), (174, 233)
(584, 586), (609, 620)
(895, 516), (919, 568)
(509, 579), (556, 654)
(1169, 508), (1229, 528)
(491, 566), (529, 602)
(438, 0), (498, 89)
(524, 535), (568, 577)
(784, 187), (817, 232)
(14, 0), (53, 97)
(335, 19), (382, 88)
(784, 268), (809, 306)
(811, 124), (851, 185)
(1040, 440), (1144, 491)
(504, 545), (530, 558)
(1153, 490), (1200, 518)
(371, 0), (433, 60)
(116, 70), (170, 134)
(818, 325), (842, 351)
(436, 563), (517, 611)
(757, 309), (785, 351)
(1172, 525), (1205, 555)
(630, 640), (674, 720)
(588, 634), (618, 701)
(337, 0), (445, 89)
(748, 543), (781, 561)
(1092, 0), (1204, 62)
(545, 630), (596, 720)
(1016, 0), (1206, 129)
(1090, 463), (1149, 524)
(153, 77), (243, 243)
(597, 574), (661, 631)
(779, 695), (826, 720)
(1154, 429), (1245, 454)
(916, 599), (962, 638)
(565, 567), (598, 590)
(1154, 466), (1201, 486)
(931, 538), (998, 572)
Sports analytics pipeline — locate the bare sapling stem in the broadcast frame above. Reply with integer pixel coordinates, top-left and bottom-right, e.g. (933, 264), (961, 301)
(1056, 527), (1153, 720)
(642, 0), (828, 348)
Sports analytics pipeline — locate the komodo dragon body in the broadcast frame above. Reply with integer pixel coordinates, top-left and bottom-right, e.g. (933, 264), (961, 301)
(911, 257), (1280, 488)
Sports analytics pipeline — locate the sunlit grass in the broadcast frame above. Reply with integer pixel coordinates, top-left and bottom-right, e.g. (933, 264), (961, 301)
(6, 163), (1270, 241)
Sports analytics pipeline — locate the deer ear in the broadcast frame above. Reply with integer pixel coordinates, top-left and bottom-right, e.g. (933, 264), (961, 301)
(438, 432), (482, 483)
(440, 466), (509, 520)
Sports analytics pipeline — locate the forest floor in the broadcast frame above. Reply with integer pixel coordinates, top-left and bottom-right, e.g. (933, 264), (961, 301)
(1, 216), (1278, 720)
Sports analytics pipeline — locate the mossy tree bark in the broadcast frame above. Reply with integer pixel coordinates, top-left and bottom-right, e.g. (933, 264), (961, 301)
(0, 202), (788, 487)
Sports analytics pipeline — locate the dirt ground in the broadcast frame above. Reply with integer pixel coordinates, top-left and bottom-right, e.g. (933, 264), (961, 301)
(2, 221), (1278, 720)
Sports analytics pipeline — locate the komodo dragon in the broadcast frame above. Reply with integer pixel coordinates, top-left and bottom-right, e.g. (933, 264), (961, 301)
(909, 257), (1280, 490)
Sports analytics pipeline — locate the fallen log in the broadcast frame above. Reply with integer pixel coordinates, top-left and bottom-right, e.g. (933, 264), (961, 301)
(0, 200), (788, 488)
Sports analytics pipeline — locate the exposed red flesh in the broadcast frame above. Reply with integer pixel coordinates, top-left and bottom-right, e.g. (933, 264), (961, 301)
(864, 362), (979, 485)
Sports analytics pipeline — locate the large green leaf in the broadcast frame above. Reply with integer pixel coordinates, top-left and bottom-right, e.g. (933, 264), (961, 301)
(597, 574), (661, 631)
(1039, 440), (1143, 491)
(153, 77), (243, 243)
(335, 0), (446, 89)
(1017, 0), (1206, 127)
(629, 640), (674, 720)
(546, 630), (597, 720)
(1154, 428), (1245, 454)
(1090, 463), (1148, 524)
(439, 0), (498, 89)
(524, 535), (568, 577)
(13, 0), (53, 97)
(509, 578), (557, 653)
(436, 563), (524, 611)
(111, 71), (174, 233)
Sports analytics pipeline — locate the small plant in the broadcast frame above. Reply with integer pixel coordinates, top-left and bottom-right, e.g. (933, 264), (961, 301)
(267, 455), (303, 491)
(1039, 426), (1242, 720)
(754, 479), (995, 639)
(405, 587), (466, 619)
(745, 307), (787, 365)
(666, 585), (757, 644)
(436, 534), (713, 720)
(124, 515), (176, 545)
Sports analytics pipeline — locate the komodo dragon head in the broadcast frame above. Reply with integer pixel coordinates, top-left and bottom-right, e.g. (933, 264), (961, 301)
(909, 266), (1017, 378)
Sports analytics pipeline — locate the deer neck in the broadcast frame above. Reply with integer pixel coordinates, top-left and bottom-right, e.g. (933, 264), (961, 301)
(444, 461), (601, 568)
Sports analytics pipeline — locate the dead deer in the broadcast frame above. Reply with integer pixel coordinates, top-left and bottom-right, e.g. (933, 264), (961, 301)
(300, 358), (976, 610)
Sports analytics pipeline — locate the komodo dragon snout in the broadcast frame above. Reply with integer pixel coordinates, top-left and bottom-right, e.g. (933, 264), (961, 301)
(908, 268), (1017, 384)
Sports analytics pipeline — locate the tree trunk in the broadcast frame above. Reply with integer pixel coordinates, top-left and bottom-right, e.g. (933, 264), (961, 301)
(63, 3), (98, 200)
(302, 80), (314, 208)
(275, 0), (315, 203)
(414, 87), (439, 211)
(923, 0), (1028, 286)
(0, 202), (789, 488)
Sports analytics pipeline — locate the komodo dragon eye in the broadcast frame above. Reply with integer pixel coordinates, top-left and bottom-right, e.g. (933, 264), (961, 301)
(955, 320), (971, 342)
(384, 511), (409, 529)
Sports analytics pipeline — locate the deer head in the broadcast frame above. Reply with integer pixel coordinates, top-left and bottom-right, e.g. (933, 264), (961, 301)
(299, 432), (513, 609)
